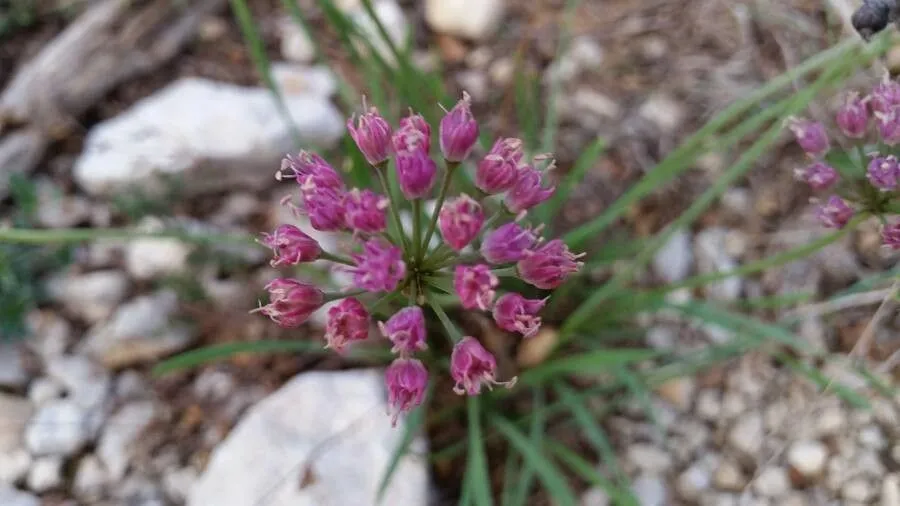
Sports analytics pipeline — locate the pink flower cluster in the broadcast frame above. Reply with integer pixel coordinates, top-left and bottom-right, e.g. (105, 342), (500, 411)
(257, 93), (583, 425)
(789, 75), (900, 249)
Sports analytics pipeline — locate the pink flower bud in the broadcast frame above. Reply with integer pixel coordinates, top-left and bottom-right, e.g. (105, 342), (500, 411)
(439, 92), (479, 162)
(787, 118), (830, 157)
(349, 239), (407, 292)
(475, 138), (524, 194)
(875, 108), (900, 145)
(324, 297), (370, 352)
(450, 337), (515, 396)
(256, 278), (324, 328)
(379, 306), (427, 354)
(344, 188), (389, 233)
(815, 196), (854, 229)
(883, 222), (900, 249)
(517, 239), (584, 289)
(492, 293), (547, 338)
(794, 162), (838, 191)
(260, 224), (322, 266)
(836, 92), (868, 138)
(480, 222), (538, 264)
(454, 264), (499, 311)
(280, 151), (344, 190)
(438, 194), (484, 251)
(868, 155), (899, 190)
(504, 165), (555, 215)
(385, 358), (428, 426)
(870, 79), (900, 114)
(396, 150), (438, 199)
(394, 113), (431, 154)
(299, 185), (346, 231)
(348, 106), (392, 166)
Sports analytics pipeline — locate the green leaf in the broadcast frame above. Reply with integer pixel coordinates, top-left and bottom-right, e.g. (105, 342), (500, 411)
(466, 396), (494, 506)
(612, 366), (661, 433)
(519, 349), (658, 385)
(546, 441), (638, 506)
(491, 416), (577, 506)
(539, 137), (607, 227)
(778, 354), (870, 410)
(377, 384), (431, 502)
(511, 388), (546, 506)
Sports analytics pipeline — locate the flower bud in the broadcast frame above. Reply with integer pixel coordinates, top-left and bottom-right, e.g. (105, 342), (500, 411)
(475, 138), (524, 194)
(396, 150), (438, 199)
(379, 306), (427, 354)
(454, 264), (499, 311)
(517, 239), (584, 290)
(299, 185), (346, 232)
(876, 108), (900, 145)
(450, 337), (515, 396)
(504, 165), (555, 215)
(348, 106), (392, 166)
(492, 293), (547, 338)
(385, 358), (428, 426)
(256, 278), (324, 328)
(794, 162), (838, 191)
(394, 113), (431, 154)
(260, 224), (322, 266)
(815, 196), (854, 229)
(787, 117), (830, 157)
(867, 155), (899, 190)
(438, 194), (484, 251)
(480, 222), (538, 264)
(439, 92), (479, 162)
(344, 188), (389, 233)
(280, 151), (344, 190)
(349, 239), (407, 292)
(836, 92), (868, 138)
(883, 222), (900, 249)
(324, 298), (370, 352)
(870, 79), (900, 114)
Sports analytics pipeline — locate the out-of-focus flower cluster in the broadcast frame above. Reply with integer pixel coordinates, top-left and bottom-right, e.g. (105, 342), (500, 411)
(790, 74), (900, 247)
(255, 93), (583, 425)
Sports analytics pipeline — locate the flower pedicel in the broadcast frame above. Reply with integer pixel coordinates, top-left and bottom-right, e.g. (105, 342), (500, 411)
(256, 93), (583, 425)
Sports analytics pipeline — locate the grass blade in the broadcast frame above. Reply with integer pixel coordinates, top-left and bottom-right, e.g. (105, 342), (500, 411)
(376, 384), (431, 502)
(519, 349), (658, 385)
(540, 137), (607, 227)
(467, 396), (494, 506)
(510, 388), (546, 506)
(546, 441), (638, 506)
(491, 416), (577, 506)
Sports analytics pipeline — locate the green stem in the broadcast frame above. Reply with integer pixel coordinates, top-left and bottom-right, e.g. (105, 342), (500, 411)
(422, 162), (458, 259)
(429, 299), (464, 344)
(413, 199), (423, 263)
(320, 251), (354, 266)
(0, 227), (257, 246)
(375, 165), (409, 251)
(491, 267), (517, 277)
(324, 289), (367, 302)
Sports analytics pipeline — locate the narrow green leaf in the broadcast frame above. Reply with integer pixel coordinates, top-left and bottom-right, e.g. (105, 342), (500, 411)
(519, 349), (658, 385)
(491, 416), (577, 506)
(377, 384), (431, 502)
(540, 0), (582, 154)
(466, 396), (494, 506)
(540, 137), (607, 226)
(546, 442), (638, 506)
(778, 354), (870, 409)
(511, 388), (546, 506)
(499, 449), (520, 506)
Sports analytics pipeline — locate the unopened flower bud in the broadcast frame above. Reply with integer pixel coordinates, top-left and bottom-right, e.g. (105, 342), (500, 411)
(450, 337), (515, 396)
(439, 92), (479, 162)
(454, 264), (498, 311)
(438, 194), (484, 251)
(260, 224), (322, 266)
(348, 106), (392, 166)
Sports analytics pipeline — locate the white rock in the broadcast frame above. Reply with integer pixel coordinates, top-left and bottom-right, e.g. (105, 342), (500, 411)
(713, 459), (746, 491)
(26, 457), (62, 492)
(74, 78), (344, 196)
(639, 93), (685, 132)
(25, 400), (90, 457)
(843, 477), (874, 502)
(787, 441), (827, 480)
(695, 389), (721, 421)
(0, 449), (31, 485)
(80, 290), (194, 368)
(278, 17), (315, 63)
(727, 413), (763, 462)
(457, 70), (488, 101)
(34, 179), (92, 228)
(695, 228), (742, 301)
(271, 64), (338, 99)
(0, 486), (39, 506)
(653, 229), (693, 283)
(0, 395), (33, 453)
(46, 269), (129, 323)
(488, 57), (515, 86)
(187, 369), (429, 506)
(627, 444), (673, 473)
(581, 487), (610, 506)
(193, 370), (236, 401)
(573, 88), (621, 120)
(424, 0), (504, 40)
(25, 310), (71, 359)
(125, 222), (191, 280)
(545, 36), (604, 84)
(0, 344), (27, 388)
(677, 463), (711, 500)
(350, 0), (409, 64)
(753, 467), (789, 497)
(859, 425), (887, 450)
(883, 474), (900, 506)
(164, 467), (199, 503)
(115, 370), (152, 400)
(645, 326), (676, 351)
(632, 474), (668, 506)
(816, 406), (847, 436)
(27, 378), (63, 406)
(97, 401), (157, 480)
(45, 355), (110, 410)
(73, 455), (109, 500)
(655, 376), (694, 412)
